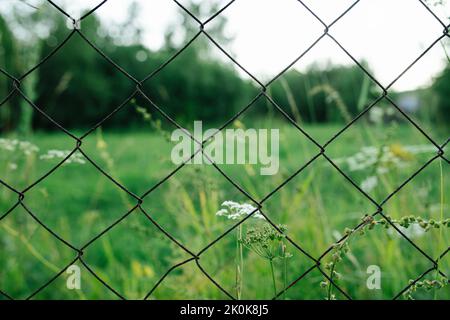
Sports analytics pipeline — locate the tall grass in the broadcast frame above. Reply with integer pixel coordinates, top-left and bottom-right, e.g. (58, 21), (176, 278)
(0, 77), (448, 300)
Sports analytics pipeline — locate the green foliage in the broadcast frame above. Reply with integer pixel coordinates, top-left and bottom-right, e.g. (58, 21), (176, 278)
(31, 12), (253, 130)
(240, 224), (290, 261)
(1, 125), (447, 299)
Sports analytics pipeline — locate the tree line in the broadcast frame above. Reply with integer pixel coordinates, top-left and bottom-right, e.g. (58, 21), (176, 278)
(0, 2), (448, 132)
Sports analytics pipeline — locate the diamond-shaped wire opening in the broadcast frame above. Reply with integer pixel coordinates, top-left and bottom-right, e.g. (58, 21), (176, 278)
(140, 163), (259, 253)
(138, 34), (261, 130)
(0, 205), (76, 299)
(201, 94), (320, 201)
(386, 36), (450, 145)
(199, 0), (324, 82)
(265, 0), (376, 88)
(323, 97), (441, 203)
(22, 151), (138, 247)
(79, 0), (201, 86)
(330, 0), (444, 87)
(261, 157), (378, 258)
(81, 208), (194, 300)
(78, 93), (186, 196)
(264, 35), (383, 144)
(381, 159), (449, 262)
(0, 1), (71, 78)
(81, 0), (184, 53)
(197, 217), (317, 299)
(29, 33), (138, 131)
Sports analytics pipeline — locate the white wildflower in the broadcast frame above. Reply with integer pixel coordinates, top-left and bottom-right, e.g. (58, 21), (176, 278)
(360, 176), (378, 193)
(215, 209), (229, 217)
(0, 138), (39, 155)
(19, 141), (39, 155)
(334, 144), (435, 175)
(216, 201), (265, 220)
(40, 150), (86, 164)
(0, 138), (17, 151)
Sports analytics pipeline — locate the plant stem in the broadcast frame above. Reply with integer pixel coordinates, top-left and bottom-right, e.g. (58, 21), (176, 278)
(328, 262), (336, 300)
(239, 224), (244, 298)
(435, 158), (444, 300)
(281, 243), (287, 300)
(283, 256), (287, 300)
(236, 225), (242, 299)
(239, 225), (244, 296)
(269, 258), (277, 297)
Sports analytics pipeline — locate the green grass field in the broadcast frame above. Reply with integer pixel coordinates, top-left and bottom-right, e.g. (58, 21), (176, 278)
(0, 117), (448, 300)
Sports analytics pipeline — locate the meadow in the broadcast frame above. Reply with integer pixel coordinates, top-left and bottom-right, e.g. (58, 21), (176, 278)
(0, 108), (448, 300)
(0, 0), (449, 302)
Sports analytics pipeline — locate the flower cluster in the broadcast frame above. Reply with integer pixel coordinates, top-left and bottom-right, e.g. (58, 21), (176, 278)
(240, 224), (292, 261)
(40, 150), (86, 164)
(0, 138), (39, 155)
(333, 144), (437, 193)
(360, 175), (378, 193)
(216, 201), (265, 220)
(334, 144), (436, 174)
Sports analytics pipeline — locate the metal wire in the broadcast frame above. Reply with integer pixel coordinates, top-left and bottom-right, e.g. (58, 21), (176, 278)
(0, 0), (448, 300)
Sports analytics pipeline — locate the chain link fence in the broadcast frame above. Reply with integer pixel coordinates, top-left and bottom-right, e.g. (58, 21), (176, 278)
(0, 0), (449, 300)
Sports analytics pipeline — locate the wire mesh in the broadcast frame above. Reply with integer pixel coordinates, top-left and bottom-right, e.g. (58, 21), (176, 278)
(0, 0), (449, 300)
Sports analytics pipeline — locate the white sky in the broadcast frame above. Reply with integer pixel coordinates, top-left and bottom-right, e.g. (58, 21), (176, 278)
(5, 0), (450, 91)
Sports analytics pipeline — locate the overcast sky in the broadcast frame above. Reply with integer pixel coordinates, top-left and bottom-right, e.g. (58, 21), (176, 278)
(6, 0), (450, 91)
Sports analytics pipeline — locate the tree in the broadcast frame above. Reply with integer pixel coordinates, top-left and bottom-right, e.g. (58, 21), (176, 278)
(1, 0), (61, 134)
(0, 14), (19, 132)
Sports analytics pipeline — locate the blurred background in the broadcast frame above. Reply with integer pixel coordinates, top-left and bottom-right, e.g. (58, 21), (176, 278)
(0, 0), (449, 300)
